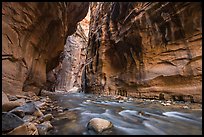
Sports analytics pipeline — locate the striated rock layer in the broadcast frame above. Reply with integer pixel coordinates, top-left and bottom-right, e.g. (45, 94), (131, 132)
(85, 2), (202, 102)
(54, 10), (90, 92)
(2, 2), (89, 95)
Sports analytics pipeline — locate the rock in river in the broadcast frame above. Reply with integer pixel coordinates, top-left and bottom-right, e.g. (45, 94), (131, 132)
(39, 113), (54, 123)
(36, 121), (53, 135)
(87, 118), (113, 133)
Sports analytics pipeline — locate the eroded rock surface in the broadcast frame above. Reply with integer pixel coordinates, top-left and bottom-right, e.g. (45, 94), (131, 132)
(55, 10), (90, 92)
(85, 2), (202, 102)
(2, 2), (89, 95)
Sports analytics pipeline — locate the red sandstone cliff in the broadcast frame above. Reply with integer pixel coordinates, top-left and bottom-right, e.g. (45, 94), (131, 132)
(2, 2), (89, 95)
(85, 2), (202, 102)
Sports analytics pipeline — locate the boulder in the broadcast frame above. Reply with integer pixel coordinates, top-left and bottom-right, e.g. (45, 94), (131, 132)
(10, 109), (25, 118)
(2, 112), (24, 132)
(34, 101), (46, 108)
(10, 102), (43, 117)
(2, 101), (21, 112)
(87, 118), (113, 133)
(36, 121), (53, 135)
(39, 113), (54, 123)
(23, 115), (36, 122)
(1, 92), (22, 112)
(33, 107), (44, 117)
(7, 122), (38, 135)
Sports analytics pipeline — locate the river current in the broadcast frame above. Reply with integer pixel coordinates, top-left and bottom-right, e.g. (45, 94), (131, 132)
(45, 92), (202, 135)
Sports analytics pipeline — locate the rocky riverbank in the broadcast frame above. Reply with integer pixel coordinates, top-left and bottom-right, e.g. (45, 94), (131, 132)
(2, 91), (57, 135)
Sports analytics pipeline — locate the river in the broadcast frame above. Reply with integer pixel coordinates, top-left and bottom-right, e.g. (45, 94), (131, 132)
(43, 92), (202, 135)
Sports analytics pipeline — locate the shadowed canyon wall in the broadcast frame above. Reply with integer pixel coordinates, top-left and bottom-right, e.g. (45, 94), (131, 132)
(85, 2), (202, 102)
(2, 2), (89, 95)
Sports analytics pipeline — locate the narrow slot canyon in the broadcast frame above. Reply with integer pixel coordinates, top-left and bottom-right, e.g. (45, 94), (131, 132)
(2, 2), (202, 135)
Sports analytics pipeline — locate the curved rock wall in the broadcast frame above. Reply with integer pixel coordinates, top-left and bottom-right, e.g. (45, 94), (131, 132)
(55, 13), (90, 91)
(85, 2), (202, 102)
(2, 2), (89, 95)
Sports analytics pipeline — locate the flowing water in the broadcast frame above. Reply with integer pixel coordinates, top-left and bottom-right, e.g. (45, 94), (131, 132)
(46, 92), (202, 135)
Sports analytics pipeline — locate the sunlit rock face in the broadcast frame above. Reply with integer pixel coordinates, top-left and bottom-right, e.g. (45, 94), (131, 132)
(2, 2), (89, 95)
(53, 9), (90, 92)
(85, 2), (202, 102)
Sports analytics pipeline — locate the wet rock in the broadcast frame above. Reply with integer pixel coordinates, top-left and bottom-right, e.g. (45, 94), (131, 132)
(23, 115), (36, 122)
(166, 100), (171, 103)
(39, 114), (54, 123)
(7, 122), (38, 135)
(40, 108), (46, 113)
(63, 108), (69, 111)
(2, 112), (25, 132)
(40, 98), (47, 103)
(57, 109), (63, 113)
(128, 98), (134, 101)
(138, 111), (145, 116)
(32, 96), (40, 101)
(10, 102), (43, 117)
(25, 100), (32, 103)
(33, 107), (44, 117)
(34, 101), (46, 108)
(161, 102), (167, 106)
(87, 118), (113, 133)
(36, 121), (53, 135)
(10, 109), (25, 118)
(118, 100), (124, 103)
(183, 106), (189, 109)
(66, 111), (78, 120)
(115, 95), (125, 100)
(46, 108), (53, 112)
(86, 100), (92, 102)
(10, 102), (36, 115)
(33, 119), (41, 124)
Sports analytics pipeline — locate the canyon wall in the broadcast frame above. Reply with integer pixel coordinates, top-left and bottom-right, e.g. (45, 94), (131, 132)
(2, 2), (89, 95)
(85, 2), (202, 102)
(54, 11), (90, 91)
